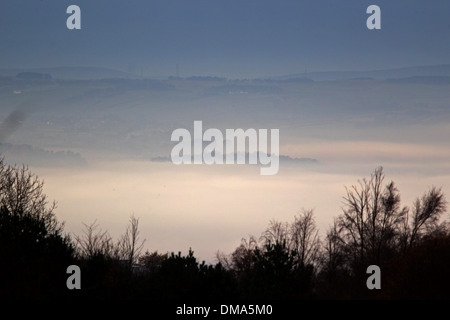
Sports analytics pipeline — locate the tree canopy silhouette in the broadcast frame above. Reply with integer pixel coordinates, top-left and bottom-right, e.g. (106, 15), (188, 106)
(1, 163), (449, 300)
(0, 159), (75, 299)
(319, 166), (448, 298)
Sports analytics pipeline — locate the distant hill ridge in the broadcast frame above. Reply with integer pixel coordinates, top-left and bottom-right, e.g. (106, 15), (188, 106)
(0, 66), (140, 80)
(0, 64), (449, 81)
(274, 64), (450, 81)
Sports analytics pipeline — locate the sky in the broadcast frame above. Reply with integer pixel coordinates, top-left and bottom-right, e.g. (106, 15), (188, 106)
(0, 0), (449, 78)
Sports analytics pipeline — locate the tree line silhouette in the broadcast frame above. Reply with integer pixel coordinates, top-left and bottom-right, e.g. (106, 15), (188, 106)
(0, 159), (449, 300)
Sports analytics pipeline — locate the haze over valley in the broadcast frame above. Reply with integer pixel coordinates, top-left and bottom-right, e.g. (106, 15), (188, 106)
(1, 65), (449, 262)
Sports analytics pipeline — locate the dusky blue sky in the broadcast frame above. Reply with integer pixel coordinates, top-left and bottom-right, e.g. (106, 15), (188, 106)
(1, 0), (449, 78)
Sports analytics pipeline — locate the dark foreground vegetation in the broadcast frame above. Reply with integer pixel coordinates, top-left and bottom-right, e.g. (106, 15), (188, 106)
(0, 159), (449, 300)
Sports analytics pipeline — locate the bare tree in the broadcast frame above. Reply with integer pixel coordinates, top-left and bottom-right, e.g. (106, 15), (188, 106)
(75, 214), (145, 266)
(339, 169), (372, 266)
(290, 209), (321, 267)
(74, 220), (117, 259)
(215, 250), (232, 269)
(322, 218), (345, 278)
(0, 159), (62, 236)
(260, 219), (289, 246)
(338, 166), (408, 266)
(258, 209), (322, 269)
(230, 236), (259, 273)
(404, 187), (447, 250)
(118, 214), (145, 266)
(336, 166), (448, 271)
